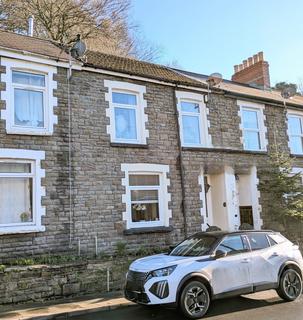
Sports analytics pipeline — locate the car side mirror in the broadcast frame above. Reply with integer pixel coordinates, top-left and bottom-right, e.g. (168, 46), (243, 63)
(214, 249), (227, 259)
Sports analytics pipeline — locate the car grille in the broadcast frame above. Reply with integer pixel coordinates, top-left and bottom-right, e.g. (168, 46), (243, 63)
(125, 270), (149, 292)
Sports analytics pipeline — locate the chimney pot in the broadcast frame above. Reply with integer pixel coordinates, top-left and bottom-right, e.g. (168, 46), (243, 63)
(258, 51), (264, 61)
(234, 65), (239, 73)
(248, 57), (253, 66)
(253, 54), (258, 64)
(243, 60), (248, 68)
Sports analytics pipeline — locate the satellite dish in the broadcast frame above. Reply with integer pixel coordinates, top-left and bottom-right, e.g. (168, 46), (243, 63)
(281, 86), (296, 99)
(206, 72), (223, 86)
(71, 34), (86, 59)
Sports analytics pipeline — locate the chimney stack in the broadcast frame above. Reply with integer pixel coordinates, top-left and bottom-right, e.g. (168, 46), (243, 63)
(28, 16), (34, 37)
(232, 52), (270, 89)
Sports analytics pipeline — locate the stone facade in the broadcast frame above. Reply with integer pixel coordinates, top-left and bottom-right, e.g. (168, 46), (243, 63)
(0, 53), (302, 261)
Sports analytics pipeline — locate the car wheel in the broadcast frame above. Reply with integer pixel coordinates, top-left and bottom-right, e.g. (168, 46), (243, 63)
(179, 280), (210, 319)
(276, 268), (302, 301)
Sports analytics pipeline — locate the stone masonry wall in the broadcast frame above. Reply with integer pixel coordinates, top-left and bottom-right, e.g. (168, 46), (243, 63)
(0, 58), (302, 260)
(0, 258), (131, 305)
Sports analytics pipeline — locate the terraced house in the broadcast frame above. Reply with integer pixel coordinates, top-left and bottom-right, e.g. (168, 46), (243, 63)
(0, 30), (302, 260)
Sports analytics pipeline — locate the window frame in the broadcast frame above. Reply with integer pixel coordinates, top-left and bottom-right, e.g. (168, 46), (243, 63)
(121, 163), (171, 229)
(238, 100), (267, 151)
(215, 234), (250, 256)
(176, 91), (211, 148)
(287, 111), (303, 155)
(0, 149), (45, 234)
(1, 58), (58, 135)
(104, 80), (148, 145)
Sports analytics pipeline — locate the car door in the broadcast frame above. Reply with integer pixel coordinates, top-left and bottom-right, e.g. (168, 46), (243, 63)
(211, 234), (253, 296)
(247, 232), (284, 287)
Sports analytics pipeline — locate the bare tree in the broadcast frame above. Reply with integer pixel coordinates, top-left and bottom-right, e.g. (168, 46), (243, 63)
(0, 0), (159, 60)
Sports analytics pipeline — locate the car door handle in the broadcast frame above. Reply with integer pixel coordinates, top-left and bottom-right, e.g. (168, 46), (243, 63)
(241, 258), (250, 263)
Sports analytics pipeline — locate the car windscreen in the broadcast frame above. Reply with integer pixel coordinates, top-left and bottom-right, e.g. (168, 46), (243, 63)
(169, 234), (217, 257)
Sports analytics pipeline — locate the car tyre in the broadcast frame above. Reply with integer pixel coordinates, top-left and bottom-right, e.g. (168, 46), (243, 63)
(179, 280), (210, 319)
(276, 268), (302, 301)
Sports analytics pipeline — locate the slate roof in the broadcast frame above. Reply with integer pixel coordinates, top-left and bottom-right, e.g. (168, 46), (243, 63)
(0, 30), (302, 107)
(0, 30), (70, 61)
(84, 50), (204, 87)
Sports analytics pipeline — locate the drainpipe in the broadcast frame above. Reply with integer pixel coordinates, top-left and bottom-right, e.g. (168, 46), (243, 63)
(173, 84), (188, 238)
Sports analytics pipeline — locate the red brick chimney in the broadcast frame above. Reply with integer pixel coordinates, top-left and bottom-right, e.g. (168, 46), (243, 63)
(232, 52), (270, 89)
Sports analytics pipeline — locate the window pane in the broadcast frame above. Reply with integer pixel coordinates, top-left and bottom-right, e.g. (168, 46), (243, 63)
(244, 131), (261, 150)
(14, 89), (44, 127)
(112, 92), (137, 105)
(181, 101), (200, 113)
(12, 71), (45, 87)
(131, 190), (158, 202)
(114, 107), (137, 140)
(131, 203), (159, 222)
(182, 115), (201, 144)
(217, 235), (245, 255)
(0, 177), (33, 224)
(290, 136), (303, 154)
(243, 110), (259, 129)
(0, 163), (31, 173)
(129, 175), (159, 186)
(289, 116), (302, 135)
(247, 233), (270, 250)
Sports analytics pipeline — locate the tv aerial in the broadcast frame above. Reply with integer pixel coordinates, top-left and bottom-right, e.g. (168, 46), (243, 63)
(70, 34), (87, 59)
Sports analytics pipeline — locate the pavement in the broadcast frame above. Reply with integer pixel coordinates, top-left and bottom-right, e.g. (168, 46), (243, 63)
(0, 291), (133, 320)
(0, 290), (302, 320)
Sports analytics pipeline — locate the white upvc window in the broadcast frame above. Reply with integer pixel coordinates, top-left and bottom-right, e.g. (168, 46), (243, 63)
(0, 149), (45, 234)
(287, 111), (303, 155)
(1, 58), (57, 135)
(104, 80), (148, 144)
(121, 164), (171, 229)
(238, 101), (267, 151)
(176, 91), (211, 147)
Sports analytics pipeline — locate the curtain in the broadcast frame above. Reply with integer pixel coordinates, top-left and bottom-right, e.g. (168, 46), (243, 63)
(0, 177), (32, 224)
(14, 88), (44, 127)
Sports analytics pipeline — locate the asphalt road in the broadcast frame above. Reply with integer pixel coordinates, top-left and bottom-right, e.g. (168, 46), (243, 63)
(71, 291), (303, 320)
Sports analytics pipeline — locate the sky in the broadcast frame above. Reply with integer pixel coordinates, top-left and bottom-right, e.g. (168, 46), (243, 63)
(130, 0), (303, 86)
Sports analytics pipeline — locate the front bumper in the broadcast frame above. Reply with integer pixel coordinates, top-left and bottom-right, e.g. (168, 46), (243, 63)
(124, 270), (173, 305)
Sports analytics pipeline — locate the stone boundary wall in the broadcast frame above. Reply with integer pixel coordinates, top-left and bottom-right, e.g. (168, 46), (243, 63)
(0, 258), (130, 305)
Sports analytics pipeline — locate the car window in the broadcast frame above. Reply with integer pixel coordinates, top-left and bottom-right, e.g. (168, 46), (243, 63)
(267, 235), (277, 246)
(216, 235), (247, 256)
(247, 233), (270, 250)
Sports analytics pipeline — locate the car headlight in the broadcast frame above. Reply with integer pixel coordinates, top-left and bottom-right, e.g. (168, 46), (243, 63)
(150, 265), (177, 277)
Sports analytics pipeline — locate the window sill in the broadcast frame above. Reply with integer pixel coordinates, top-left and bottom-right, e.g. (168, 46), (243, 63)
(6, 128), (53, 136)
(0, 226), (45, 235)
(111, 142), (148, 149)
(123, 226), (173, 235)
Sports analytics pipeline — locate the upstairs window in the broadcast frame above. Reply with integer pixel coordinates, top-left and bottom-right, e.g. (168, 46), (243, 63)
(1, 58), (57, 135)
(238, 101), (267, 151)
(288, 114), (303, 154)
(113, 92), (138, 141)
(176, 91), (211, 147)
(12, 71), (45, 128)
(181, 101), (201, 145)
(104, 80), (148, 145)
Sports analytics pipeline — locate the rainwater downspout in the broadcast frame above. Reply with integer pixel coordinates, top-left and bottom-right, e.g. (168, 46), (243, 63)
(173, 84), (188, 238)
(67, 52), (74, 247)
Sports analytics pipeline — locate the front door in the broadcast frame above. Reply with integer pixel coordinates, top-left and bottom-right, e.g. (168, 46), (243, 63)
(211, 235), (252, 295)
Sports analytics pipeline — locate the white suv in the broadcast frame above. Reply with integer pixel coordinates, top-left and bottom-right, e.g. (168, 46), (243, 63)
(125, 231), (303, 319)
